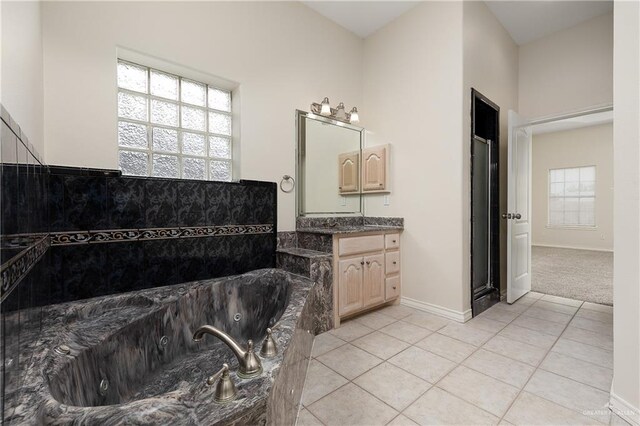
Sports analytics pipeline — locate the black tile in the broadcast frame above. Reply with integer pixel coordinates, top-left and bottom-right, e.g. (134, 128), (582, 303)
(145, 179), (178, 228)
(205, 182), (231, 225)
(205, 235), (235, 277)
(16, 144), (30, 234)
(1, 164), (18, 235)
(107, 177), (145, 229)
(48, 174), (65, 232)
(107, 242), (144, 293)
(177, 181), (206, 227)
(63, 175), (108, 231)
(177, 238), (207, 283)
(229, 185), (250, 224)
(143, 239), (178, 288)
(62, 244), (108, 301)
(247, 184), (276, 224)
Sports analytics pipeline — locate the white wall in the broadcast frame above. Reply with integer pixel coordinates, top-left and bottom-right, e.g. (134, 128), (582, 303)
(611, 1), (640, 422)
(462, 1), (519, 297)
(362, 1), (466, 317)
(532, 123), (613, 251)
(1, 0), (44, 155)
(41, 1), (363, 231)
(519, 12), (613, 120)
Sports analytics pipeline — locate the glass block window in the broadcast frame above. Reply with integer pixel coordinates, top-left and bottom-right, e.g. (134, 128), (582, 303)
(117, 60), (232, 181)
(548, 166), (596, 227)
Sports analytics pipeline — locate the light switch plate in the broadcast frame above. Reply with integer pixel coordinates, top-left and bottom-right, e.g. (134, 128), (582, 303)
(383, 195), (390, 206)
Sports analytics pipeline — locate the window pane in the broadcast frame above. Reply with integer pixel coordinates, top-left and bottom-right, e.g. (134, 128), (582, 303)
(565, 168), (579, 182)
(564, 211), (579, 225)
(152, 127), (178, 152)
(183, 157), (206, 180)
(210, 160), (231, 181)
(565, 198), (579, 212)
(209, 136), (231, 159)
(550, 182), (564, 196)
(579, 210), (595, 226)
(117, 61), (147, 93)
(152, 154), (179, 178)
(181, 79), (206, 106)
(549, 211), (564, 225)
(182, 106), (206, 131)
(119, 150), (148, 176)
(208, 87), (231, 112)
(118, 92), (148, 121)
(580, 166), (595, 181)
(580, 181), (595, 196)
(550, 169), (564, 183)
(118, 121), (148, 149)
(150, 99), (178, 127)
(182, 132), (206, 156)
(549, 197), (564, 212)
(209, 112), (232, 135)
(150, 70), (178, 100)
(565, 181), (580, 196)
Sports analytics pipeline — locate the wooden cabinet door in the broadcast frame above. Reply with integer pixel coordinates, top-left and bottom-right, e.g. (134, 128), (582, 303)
(338, 257), (364, 316)
(362, 146), (386, 191)
(363, 254), (385, 307)
(338, 151), (359, 193)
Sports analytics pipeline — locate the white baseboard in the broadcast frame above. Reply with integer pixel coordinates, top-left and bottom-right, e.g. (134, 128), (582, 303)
(610, 391), (640, 426)
(533, 243), (614, 253)
(401, 297), (472, 323)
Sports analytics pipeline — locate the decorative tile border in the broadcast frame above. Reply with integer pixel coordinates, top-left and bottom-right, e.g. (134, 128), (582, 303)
(1, 235), (50, 303)
(49, 224), (274, 246)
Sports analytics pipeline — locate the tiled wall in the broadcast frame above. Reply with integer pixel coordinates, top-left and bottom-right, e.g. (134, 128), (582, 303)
(0, 106), (277, 423)
(45, 169), (277, 305)
(1, 106), (49, 424)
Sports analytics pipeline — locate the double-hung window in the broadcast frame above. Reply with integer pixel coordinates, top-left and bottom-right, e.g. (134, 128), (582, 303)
(117, 60), (233, 181)
(548, 166), (596, 227)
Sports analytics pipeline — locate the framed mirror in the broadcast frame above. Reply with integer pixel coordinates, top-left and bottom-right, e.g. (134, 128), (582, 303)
(296, 110), (364, 216)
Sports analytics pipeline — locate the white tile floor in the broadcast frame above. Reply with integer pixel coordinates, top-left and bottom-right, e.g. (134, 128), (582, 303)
(297, 292), (620, 426)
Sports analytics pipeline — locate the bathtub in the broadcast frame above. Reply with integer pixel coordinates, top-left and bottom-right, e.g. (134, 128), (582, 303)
(11, 269), (317, 425)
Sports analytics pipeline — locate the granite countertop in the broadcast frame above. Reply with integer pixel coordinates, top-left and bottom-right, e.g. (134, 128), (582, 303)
(296, 225), (403, 235)
(275, 247), (333, 259)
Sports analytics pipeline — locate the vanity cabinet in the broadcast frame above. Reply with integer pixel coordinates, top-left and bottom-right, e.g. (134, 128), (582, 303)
(362, 145), (388, 192)
(338, 151), (360, 194)
(333, 230), (401, 326)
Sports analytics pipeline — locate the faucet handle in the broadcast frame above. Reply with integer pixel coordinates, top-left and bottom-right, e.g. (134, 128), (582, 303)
(207, 363), (238, 403)
(260, 328), (278, 358)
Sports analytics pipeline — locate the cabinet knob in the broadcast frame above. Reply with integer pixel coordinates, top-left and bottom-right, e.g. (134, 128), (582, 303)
(379, 183), (383, 186)
(366, 261), (371, 265)
(360, 261), (364, 265)
(392, 240), (397, 243)
(392, 286), (397, 290)
(393, 261), (397, 265)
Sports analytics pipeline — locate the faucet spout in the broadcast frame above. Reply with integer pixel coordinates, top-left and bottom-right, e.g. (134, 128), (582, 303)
(193, 325), (262, 378)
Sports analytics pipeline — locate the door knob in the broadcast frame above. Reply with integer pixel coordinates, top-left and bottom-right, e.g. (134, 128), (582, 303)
(514, 213), (522, 220)
(502, 213), (512, 219)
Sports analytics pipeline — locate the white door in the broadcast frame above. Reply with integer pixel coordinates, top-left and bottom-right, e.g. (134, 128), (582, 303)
(507, 110), (533, 303)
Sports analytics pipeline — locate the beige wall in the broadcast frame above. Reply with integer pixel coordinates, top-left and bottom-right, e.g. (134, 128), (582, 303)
(532, 124), (613, 251)
(1, 0), (44, 154)
(361, 1), (467, 318)
(612, 0), (640, 422)
(519, 12), (613, 120)
(41, 1), (363, 231)
(462, 1), (519, 297)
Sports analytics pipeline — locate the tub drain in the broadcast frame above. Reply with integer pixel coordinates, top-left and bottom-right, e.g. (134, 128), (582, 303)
(99, 379), (109, 396)
(233, 313), (242, 322)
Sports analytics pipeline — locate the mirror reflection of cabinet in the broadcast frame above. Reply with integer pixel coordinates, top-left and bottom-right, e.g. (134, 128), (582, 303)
(338, 151), (360, 194)
(362, 145), (388, 192)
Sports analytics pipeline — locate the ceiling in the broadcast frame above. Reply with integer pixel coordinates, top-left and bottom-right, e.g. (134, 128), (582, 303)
(483, 1), (612, 45)
(302, 1), (612, 44)
(532, 110), (613, 135)
(301, 1), (418, 38)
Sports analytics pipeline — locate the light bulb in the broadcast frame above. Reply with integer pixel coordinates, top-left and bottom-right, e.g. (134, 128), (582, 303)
(320, 97), (331, 115)
(349, 107), (359, 123)
(335, 102), (347, 120)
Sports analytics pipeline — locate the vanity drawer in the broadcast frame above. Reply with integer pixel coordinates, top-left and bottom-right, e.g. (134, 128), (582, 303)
(386, 251), (400, 274)
(386, 276), (400, 300)
(338, 235), (384, 256)
(385, 233), (400, 249)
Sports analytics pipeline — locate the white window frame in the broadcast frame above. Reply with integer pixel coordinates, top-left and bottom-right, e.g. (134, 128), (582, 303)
(117, 59), (234, 181)
(547, 165), (597, 229)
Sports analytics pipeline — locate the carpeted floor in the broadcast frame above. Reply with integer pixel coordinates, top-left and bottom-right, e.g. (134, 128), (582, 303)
(532, 246), (613, 305)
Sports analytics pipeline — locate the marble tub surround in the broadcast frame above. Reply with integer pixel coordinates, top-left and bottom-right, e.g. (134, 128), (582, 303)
(6, 269), (316, 425)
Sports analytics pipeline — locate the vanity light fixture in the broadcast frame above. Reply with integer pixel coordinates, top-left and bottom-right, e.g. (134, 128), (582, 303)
(310, 98), (360, 125)
(320, 97), (331, 115)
